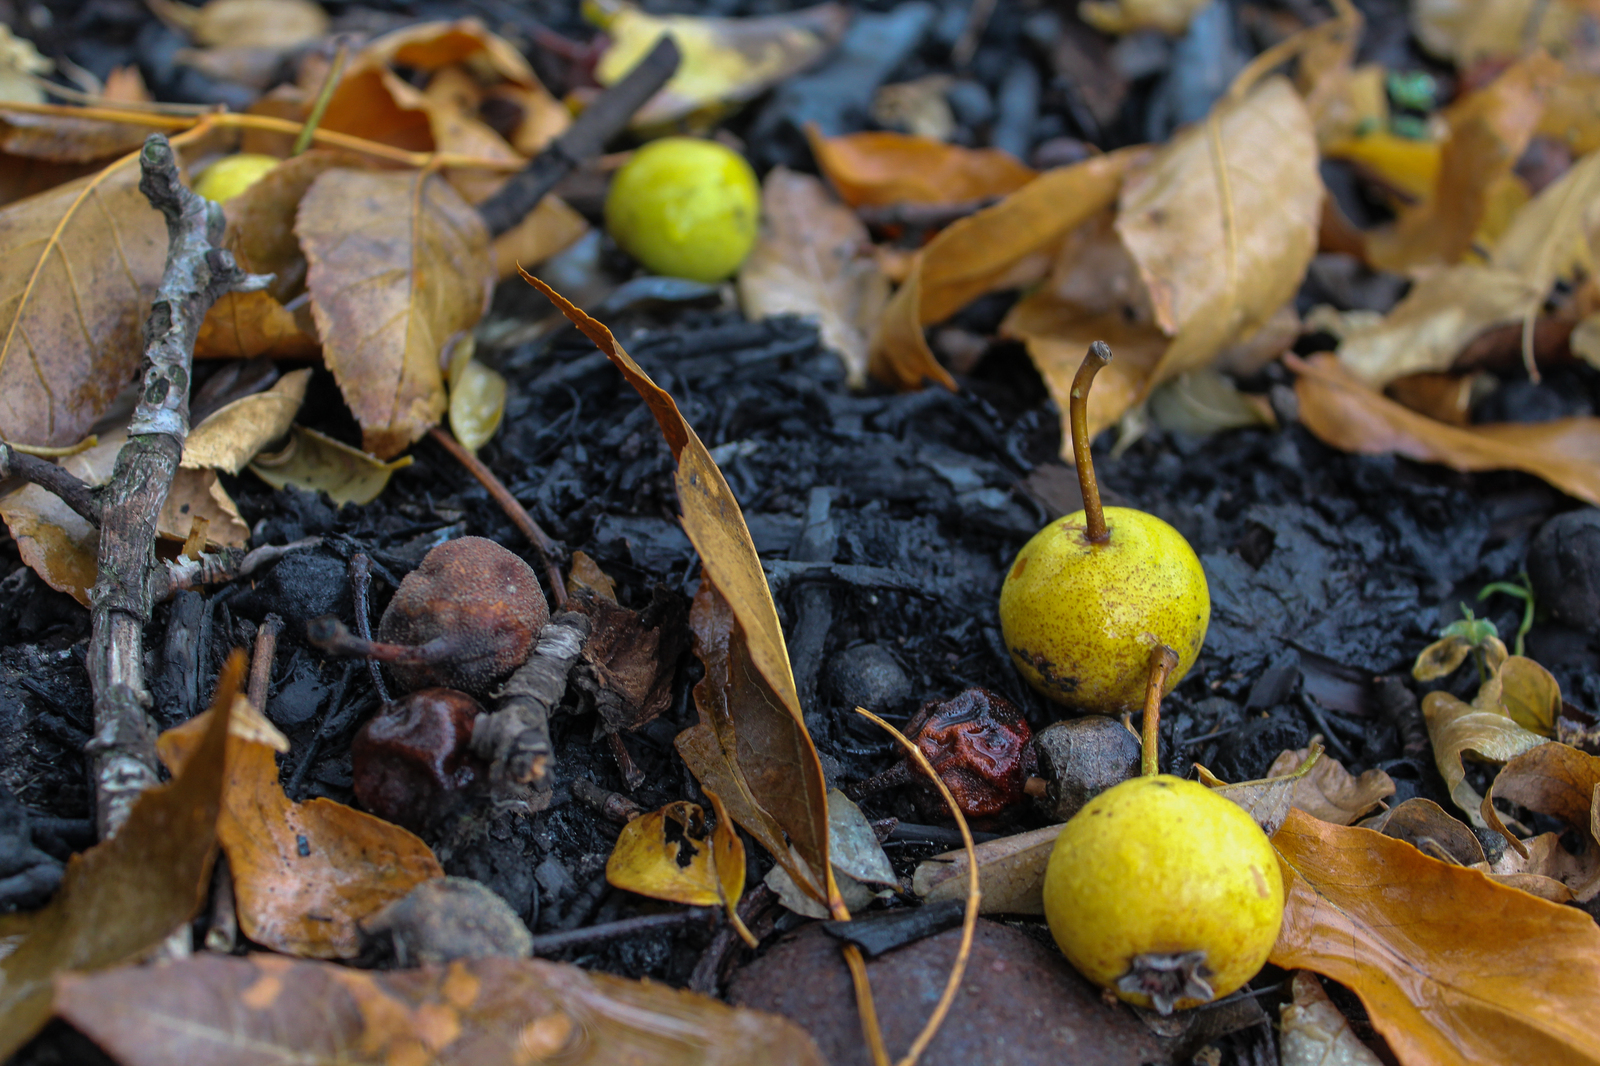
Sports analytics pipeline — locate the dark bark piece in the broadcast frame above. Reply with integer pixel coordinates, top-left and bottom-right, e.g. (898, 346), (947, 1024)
(86, 134), (272, 838)
(475, 36), (681, 238)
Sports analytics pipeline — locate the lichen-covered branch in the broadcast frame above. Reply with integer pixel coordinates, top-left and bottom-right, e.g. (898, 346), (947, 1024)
(86, 133), (272, 838)
(472, 611), (590, 811)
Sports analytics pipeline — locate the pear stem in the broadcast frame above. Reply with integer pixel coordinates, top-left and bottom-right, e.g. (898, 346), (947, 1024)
(1071, 342), (1113, 545)
(1140, 644), (1180, 777)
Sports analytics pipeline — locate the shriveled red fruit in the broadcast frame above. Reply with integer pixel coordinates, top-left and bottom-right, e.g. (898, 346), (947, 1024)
(351, 688), (488, 834)
(376, 536), (548, 697)
(907, 687), (1034, 816)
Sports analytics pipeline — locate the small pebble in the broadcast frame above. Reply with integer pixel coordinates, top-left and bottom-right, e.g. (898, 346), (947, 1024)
(827, 644), (912, 712)
(1528, 509), (1600, 638)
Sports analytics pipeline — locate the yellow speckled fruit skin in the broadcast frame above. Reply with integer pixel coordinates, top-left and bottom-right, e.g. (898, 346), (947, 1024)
(193, 153), (280, 203)
(604, 137), (760, 283)
(998, 507), (1209, 713)
(1043, 775), (1284, 1010)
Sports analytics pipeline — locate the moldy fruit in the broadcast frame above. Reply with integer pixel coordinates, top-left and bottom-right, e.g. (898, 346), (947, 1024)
(999, 342), (1209, 713)
(1042, 774), (1284, 1013)
(603, 137), (760, 283)
(193, 153), (280, 203)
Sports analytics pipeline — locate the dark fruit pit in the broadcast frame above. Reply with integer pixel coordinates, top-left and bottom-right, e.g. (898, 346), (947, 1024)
(907, 687), (1034, 817)
(368, 536), (548, 698)
(351, 688), (488, 835)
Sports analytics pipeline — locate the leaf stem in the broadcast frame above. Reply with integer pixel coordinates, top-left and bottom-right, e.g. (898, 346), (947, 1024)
(1071, 341), (1113, 544)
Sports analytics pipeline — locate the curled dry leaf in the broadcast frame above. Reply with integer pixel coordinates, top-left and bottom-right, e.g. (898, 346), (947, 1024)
(1078, 0), (1210, 35)
(298, 168), (493, 459)
(0, 25), (51, 105)
(1481, 742), (1600, 901)
(808, 128), (1037, 208)
(447, 345), (507, 454)
(1291, 353), (1600, 507)
(606, 792), (751, 941)
(737, 167), (889, 388)
(1267, 740), (1395, 826)
(1361, 797), (1486, 866)
(1279, 970), (1386, 1066)
(767, 789), (896, 918)
(159, 696), (443, 959)
(871, 148), (1141, 390)
(56, 953), (827, 1066)
(522, 273), (838, 915)
(152, 0), (330, 49)
(248, 424), (413, 506)
(913, 822), (1063, 916)
(193, 289), (318, 360)
(0, 651), (236, 1060)
(1422, 661), (1551, 825)
(182, 366), (309, 474)
(0, 150), (165, 448)
(590, 1), (849, 128)
(0, 107), (149, 164)
(1, 427), (249, 603)
(1412, 632), (1508, 682)
(1270, 808), (1600, 1066)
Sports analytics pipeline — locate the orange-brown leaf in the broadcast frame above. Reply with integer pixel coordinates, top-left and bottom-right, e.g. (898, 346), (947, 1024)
(56, 953), (827, 1066)
(1270, 808), (1600, 1066)
(0, 652), (238, 1060)
(298, 168), (492, 459)
(809, 128), (1037, 208)
(1290, 352), (1600, 506)
(159, 707), (442, 959)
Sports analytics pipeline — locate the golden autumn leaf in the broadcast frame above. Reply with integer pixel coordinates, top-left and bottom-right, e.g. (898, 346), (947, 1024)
(159, 702), (443, 960)
(248, 424), (413, 506)
(1482, 742), (1600, 901)
(182, 367), (309, 474)
(298, 168), (493, 459)
(808, 128), (1038, 208)
(218, 147), (365, 301)
(521, 273), (840, 916)
(57, 953), (828, 1066)
(1270, 809), (1600, 1066)
(491, 195), (589, 280)
(193, 288), (318, 361)
(1266, 742), (1395, 826)
(1290, 352), (1600, 506)
(737, 167), (890, 388)
(1422, 660), (1550, 825)
(912, 822), (1062, 915)
(605, 792), (753, 942)
(0, 652), (237, 1060)
(1411, 0), (1596, 67)
(0, 150), (165, 447)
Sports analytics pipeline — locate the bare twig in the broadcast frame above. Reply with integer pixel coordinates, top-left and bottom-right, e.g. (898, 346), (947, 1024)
(247, 614), (283, 711)
(349, 552), (391, 703)
(475, 35), (680, 237)
(472, 611), (590, 810)
(0, 442), (100, 526)
(427, 426), (568, 607)
(85, 133), (272, 838)
(527, 908), (711, 957)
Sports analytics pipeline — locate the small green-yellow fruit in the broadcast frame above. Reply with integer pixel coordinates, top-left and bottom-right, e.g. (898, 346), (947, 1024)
(1043, 774), (1283, 1013)
(193, 153), (280, 203)
(999, 508), (1208, 713)
(604, 137), (759, 283)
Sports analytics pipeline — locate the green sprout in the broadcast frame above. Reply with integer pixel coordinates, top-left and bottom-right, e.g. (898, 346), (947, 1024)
(1441, 605), (1500, 683)
(1477, 573), (1535, 658)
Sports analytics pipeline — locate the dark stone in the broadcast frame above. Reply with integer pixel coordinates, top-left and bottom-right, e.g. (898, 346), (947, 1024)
(360, 877), (532, 967)
(232, 549), (350, 628)
(1032, 715), (1141, 821)
(827, 644), (912, 712)
(1528, 509), (1600, 638)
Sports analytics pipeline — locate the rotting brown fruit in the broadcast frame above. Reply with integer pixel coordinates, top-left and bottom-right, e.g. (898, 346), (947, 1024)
(309, 537), (549, 698)
(351, 688), (488, 835)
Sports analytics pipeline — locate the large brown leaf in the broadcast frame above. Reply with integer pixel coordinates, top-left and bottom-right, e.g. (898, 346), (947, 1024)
(1291, 352), (1600, 506)
(522, 273), (837, 914)
(0, 652), (236, 1059)
(159, 702), (443, 959)
(298, 168), (492, 459)
(56, 953), (826, 1066)
(1270, 808), (1600, 1066)
(0, 151), (165, 447)
(869, 148), (1140, 390)
(737, 167), (889, 388)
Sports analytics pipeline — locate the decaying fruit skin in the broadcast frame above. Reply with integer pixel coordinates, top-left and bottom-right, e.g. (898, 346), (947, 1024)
(351, 688), (487, 834)
(1042, 775), (1284, 1013)
(907, 687), (1034, 816)
(998, 507), (1209, 713)
(378, 537), (549, 697)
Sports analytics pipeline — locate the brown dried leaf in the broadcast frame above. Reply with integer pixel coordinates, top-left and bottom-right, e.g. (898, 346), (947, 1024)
(180, 0), (329, 49)
(1291, 352), (1600, 506)
(1478, 831), (1584, 902)
(1362, 797), (1486, 866)
(912, 822), (1063, 915)
(491, 195), (589, 279)
(522, 274), (838, 914)
(1482, 742), (1600, 900)
(0, 108), (148, 164)
(1271, 808), (1600, 1066)
(573, 588), (688, 735)
(1423, 667), (1550, 825)
(182, 367), (307, 474)
(159, 702), (443, 959)
(809, 129), (1037, 208)
(298, 168), (493, 458)
(1267, 741), (1395, 825)
(870, 149), (1140, 390)
(1412, 0), (1594, 68)
(194, 289), (319, 360)
(0, 652), (236, 1060)
(738, 168), (890, 388)
(248, 424), (414, 506)
(219, 148), (366, 303)
(1195, 742), (1325, 835)
(56, 953), (826, 1066)
(0, 151), (165, 447)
